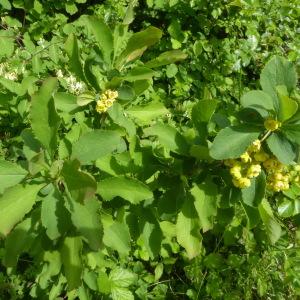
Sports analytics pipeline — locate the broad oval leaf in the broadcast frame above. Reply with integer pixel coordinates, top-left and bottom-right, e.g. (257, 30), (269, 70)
(0, 184), (41, 237)
(72, 130), (123, 164)
(98, 176), (153, 204)
(144, 50), (187, 68)
(210, 126), (260, 160)
(266, 132), (296, 164)
(240, 90), (274, 117)
(0, 160), (27, 194)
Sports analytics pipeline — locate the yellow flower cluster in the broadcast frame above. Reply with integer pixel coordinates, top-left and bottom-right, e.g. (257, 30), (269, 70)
(263, 157), (289, 192)
(96, 89), (118, 113)
(287, 164), (300, 185)
(264, 118), (281, 131)
(224, 139), (263, 189)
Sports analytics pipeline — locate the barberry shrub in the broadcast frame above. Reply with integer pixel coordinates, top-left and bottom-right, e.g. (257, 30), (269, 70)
(0, 1), (300, 299)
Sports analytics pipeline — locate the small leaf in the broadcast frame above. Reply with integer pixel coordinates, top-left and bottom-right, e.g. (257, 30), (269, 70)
(241, 171), (266, 207)
(122, 67), (156, 82)
(126, 102), (169, 125)
(116, 26), (162, 68)
(191, 181), (217, 232)
(143, 123), (189, 155)
(282, 124), (300, 144)
(72, 130), (123, 164)
(0, 184), (41, 237)
(176, 198), (202, 259)
(266, 132), (296, 164)
(84, 16), (113, 65)
(277, 92), (298, 122)
(65, 34), (85, 82)
(258, 199), (282, 244)
(210, 126), (260, 160)
(54, 92), (78, 113)
(109, 268), (137, 288)
(67, 198), (102, 250)
(3, 218), (32, 267)
(98, 176), (153, 204)
(41, 186), (71, 240)
(260, 56), (297, 110)
(61, 236), (83, 290)
(240, 90), (274, 117)
(144, 50), (187, 68)
(103, 222), (131, 256)
(31, 77), (60, 157)
(0, 160), (27, 194)
(62, 159), (97, 203)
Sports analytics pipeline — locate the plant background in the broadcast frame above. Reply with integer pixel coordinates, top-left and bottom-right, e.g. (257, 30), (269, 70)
(0, 0), (300, 299)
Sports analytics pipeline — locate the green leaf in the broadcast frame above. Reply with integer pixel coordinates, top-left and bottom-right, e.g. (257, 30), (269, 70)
(282, 124), (300, 144)
(191, 181), (217, 232)
(72, 130), (123, 164)
(192, 99), (218, 138)
(240, 90), (274, 117)
(277, 93), (298, 122)
(0, 184), (41, 237)
(111, 287), (134, 300)
(0, 29), (14, 57)
(126, 102), (169, 125)
(108, 103), (136, 136)
(144, 50), (187, 68)
(0, 0), (12, 9)
(278, 198), (299, 218)
(109, 268), (137, 288)
(0, 160), (27, 194)
(65, 34), (85, 82)
(61, 236), (83, 290)
(122, 67), (156, 82)
(266, 132), (296, 164)
(260, 56), (297, 109)
(143, 123), (189, 155)
(116, 26), (162, 68)
(62, 159), (97, 203)
(84, 16), (113, 65)
(41, 186), (71, 240)
(241, 203), (261, 229)
(3, 218), (32, 267)
(258, 199), (282, 244)
(67, 198), (102, 250)
(39, 251), (62, 289)
(176, 198), (202, 259)
(0, 78), (24, 95)
(98, 176), (153, 204)
(241, 171), (266, 207)
(54, 92), (78, 113)
(103, 222), (131, 256)
(31, 77), (60, 157)
(210, 126), (260, 160)
(137, 208), (162, 259)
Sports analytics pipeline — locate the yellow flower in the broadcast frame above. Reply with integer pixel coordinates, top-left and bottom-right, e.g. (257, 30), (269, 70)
(263, 158), (281, 170)
(96, 101), (107, 113)
(230, 164), (242, 179)
(240, 152), (251, 163)
(254, 151), (269, 162)
(104, 98), (115, 108)
(264, 118), (281, 131)
(232, 177), (251, 189)
(247, 164), (261, 178)
(248, 139), (261, 153)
